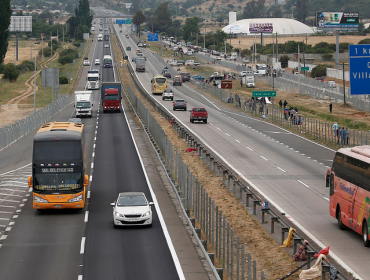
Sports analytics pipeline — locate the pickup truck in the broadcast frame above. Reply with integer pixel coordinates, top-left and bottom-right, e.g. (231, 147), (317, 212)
(168, 59), (185, 66)
(190, 107), (208, 124)
(185, 60), (200, 66)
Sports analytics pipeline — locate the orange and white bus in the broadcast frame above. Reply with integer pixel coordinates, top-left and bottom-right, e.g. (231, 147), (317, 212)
(326, 145), (370, 246)
(28, 122), (88, 210)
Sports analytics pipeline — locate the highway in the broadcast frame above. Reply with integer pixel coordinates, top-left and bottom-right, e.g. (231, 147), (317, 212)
(115, 22), (369, 279)
(0, 17), (188, 280)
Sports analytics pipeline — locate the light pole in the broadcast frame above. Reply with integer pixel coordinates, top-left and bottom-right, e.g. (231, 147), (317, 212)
(34, 41), (40, 113)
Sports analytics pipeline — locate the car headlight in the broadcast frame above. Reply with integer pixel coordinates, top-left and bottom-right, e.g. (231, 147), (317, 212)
(142, 211), (151, 217)
(34, 195), (48, 203)
(115, 212), (124, 217)
(68, 194), (83, 202)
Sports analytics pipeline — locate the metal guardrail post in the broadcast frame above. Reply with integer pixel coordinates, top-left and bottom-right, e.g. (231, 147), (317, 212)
(307, 251), (315, 269)
(253, 200), (259, 215)
(246, 193), (253, 207)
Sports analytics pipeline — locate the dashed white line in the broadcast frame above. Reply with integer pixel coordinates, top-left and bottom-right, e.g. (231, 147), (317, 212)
(246, 147), (253, 151)
(260, 156), (268, 161)
(216, 127), (221, 130)
(298, 180), (310, 188)
(91, 163), (94, 169)
(323, 197), (329, 201)
(80, 237), (86, 254)
(92, 152), (95, 158)
(87, 191), (91, 199)
(93, 144), (96, 149)
(84, 211), (89, 222)
(89, 175), (92, 182)
(94, 137), (96, 141)
(235, 139), (240, 143)
(12, 215), (18, 219)
(225, 133), (230, 136)
(0, 235), (7, 240)
(277, 167), (286, 172)
(8, 222), (14, 226)
(78, 276), (83, 280)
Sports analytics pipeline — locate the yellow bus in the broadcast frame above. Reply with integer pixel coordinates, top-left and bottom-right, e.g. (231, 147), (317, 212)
(151, 75), (167, 95)
(28, 122), (88, 210)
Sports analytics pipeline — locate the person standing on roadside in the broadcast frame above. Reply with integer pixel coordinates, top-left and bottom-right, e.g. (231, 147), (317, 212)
(346, 128), (350, 145)
(279, 100), (282, 108)
(340, 127), (346, 146)
(329, 102), (333, 113)
(284, 100), (288, 108)
(332, 122), (339, 143)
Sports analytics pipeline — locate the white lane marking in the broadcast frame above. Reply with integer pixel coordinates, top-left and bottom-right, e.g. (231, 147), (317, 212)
(93, 144), (96, 149)
(225, 133), (230, 136)
(5, 227), (11, 232)
(0, 218), (9, 221)
(210, 123), (214, 125)
(298, 180), (310, 188)
(246, 147), (253, 151)
(94, 137), (96, 141)
(91, 163), (94, 169)
(87, 191), (91, 199)
(0, 164), (30, 176)
(12, 215), (18, 218)
(80, 237), (86, 254)
(9, 222), (14, 226)
(0, 211), (12, 214)
(92, 152), (95, 157)
(84, 211), (89, 222)
(78, 276), (83, 280)
(216, 127), (221, 130)
(277, 167), (286, 172)
(89, 175), (92, 182)
(260, 156), (268, 161)
(323, 197), (329, 201)
(183, 84), (221, 110)
(123, 108), (185, 280)
(0, 235), (7, 240)
(235, 139), (240, 143)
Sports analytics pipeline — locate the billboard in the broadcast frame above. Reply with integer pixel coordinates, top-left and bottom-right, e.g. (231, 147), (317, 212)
(9, 16), (32, 32)
(249, 23), (273, 33)
(316, 12), (359, 29)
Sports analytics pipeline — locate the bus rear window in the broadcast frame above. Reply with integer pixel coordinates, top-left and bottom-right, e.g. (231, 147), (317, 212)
(156, 78), (166, 84)
(33, 141), (82, 161)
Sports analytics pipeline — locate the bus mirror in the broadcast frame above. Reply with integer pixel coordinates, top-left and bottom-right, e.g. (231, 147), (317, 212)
(325, 175), (330, 188)
(28, 176), (33, 188)
(84, 175), (89, 187)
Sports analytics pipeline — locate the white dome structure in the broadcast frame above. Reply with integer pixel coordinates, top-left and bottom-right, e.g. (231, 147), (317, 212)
(222, 18), (314, 35)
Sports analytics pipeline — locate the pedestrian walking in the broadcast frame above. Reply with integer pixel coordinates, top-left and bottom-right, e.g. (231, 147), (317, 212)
(329, 102), (333, 113)
(283, 100), (288, 107)
(240, 79), (243, 87)
(279, 100), (282, 108)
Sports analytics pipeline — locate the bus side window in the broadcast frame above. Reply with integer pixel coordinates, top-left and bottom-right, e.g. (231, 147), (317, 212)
(326, 174), (330, 188)
(151, 79), (153, 83)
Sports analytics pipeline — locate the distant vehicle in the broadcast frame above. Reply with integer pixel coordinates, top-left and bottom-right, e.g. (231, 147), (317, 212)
(95, 59), (100, 65)
(186, 50), (193, 56)
(137, 43), (143, 47)
(97, 34), (103, 41)
(242, 57), (250, 63)
(240, 70), (253, 77)
(111, 192), (153, 227)
(101, 82), (122, 113)
(135, 57), (146, 72)
(193, 75), (204, 80)
(91, 27), (95, 31)
(75, 91), (93, 118)
(215, 57), (222, 61)
(328, 81), (336, 88)
(162, 89), (174, 101)
(104, 34), (109, 41)
(125, 34), (129, 38)
(180, 72), (191, 82)
(315, 76), (325, 82)
(104, 44), (109, 48)
(245, 76), (255, 88)
(173, 99), (187, 111)
(162, 68), (171, 78)
(190, 107), (208, 124)
(185, 60), (199, 66)
(83, 58), (90, 66)
(120, 30), (122, 33)
(173, 75), (182, 86)
(86, 71), (100, 90)
(103, 55), (112, 68)
(151, 75), (167, 95)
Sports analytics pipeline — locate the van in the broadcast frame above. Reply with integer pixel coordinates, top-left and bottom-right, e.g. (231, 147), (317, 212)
(186, 50), (193, 56)
(151, 75), (168, 95)
(328, 81), (336, 88)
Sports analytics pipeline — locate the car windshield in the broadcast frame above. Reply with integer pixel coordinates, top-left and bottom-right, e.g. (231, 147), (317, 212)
(176, 99), (185, 102)
(194, 108), (205, 112)
(117, 195), (147, 206)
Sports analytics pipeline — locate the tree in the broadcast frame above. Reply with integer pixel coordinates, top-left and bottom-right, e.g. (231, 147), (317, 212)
(3, 63), (20, 82)
(132, 10), (146, 38)
(182, 17), (200, 42)
(294, 0), (310, 23)
(151, 2), (172, 34)
(0, 0), (12, 65)
(242, 0), (265, 19)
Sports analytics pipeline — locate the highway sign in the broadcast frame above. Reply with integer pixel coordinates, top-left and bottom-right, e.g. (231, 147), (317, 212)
(126, 19), (132, 24)
(116, 19), (125, 24)
(148, 33), (159, 41)
(301, 67), (309, 71)
(252, 91), (276, 97)
(349, 44), (370, 95)
(221, 80), (233, 89)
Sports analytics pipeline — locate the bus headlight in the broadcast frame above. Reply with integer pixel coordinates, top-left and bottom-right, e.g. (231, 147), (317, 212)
(68, 194), (83, 202)
(34, 195), (48, 203)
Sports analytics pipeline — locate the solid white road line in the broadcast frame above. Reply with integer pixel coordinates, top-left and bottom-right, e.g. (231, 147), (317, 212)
(80, 237), (86, 254)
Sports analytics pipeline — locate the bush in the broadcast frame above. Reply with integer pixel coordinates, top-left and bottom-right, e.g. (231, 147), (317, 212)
(311, 64), (329, 78)
(358, 38), (370, 44)
(58, 55), (74, 65)
(48, 39), (60, 51)
(59, 76), (68, 84)
(240, 48), (251, 57)
(42, 47), (51, 57)
(17, 60), (35, 72)
(3, 63), (20, 82)
(0, 64), (5, 74)
(322, 53), (333, 61)
(59, 48), (78, 58)
(73, 40), (83, 47)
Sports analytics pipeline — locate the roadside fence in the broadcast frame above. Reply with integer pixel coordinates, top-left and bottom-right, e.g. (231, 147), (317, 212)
(0, 94), (70, 151)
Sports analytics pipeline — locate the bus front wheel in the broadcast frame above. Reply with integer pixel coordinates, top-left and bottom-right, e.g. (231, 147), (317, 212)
(363, 221), (370, 247)
(337, 208), (346, 230)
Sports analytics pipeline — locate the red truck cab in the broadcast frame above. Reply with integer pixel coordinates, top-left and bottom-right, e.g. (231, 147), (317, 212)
(103, 88), (121, 112)
(190, 107), (208, 124)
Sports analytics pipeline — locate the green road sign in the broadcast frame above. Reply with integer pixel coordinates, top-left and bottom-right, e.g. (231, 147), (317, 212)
(252, 91), (276, 97)
(126, 19), (132, 24)
(301, 67), (309, 71)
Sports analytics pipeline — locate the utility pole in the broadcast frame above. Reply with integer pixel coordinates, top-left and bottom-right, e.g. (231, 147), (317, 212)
(298, 44), (301, 95)
(343, 62), (346, 104)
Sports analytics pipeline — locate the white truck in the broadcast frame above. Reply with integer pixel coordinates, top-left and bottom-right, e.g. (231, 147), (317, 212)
(97, 34), (103, 41)
(243, 75), (255, 88)
(185, 60), (200, 66)
(74, 91), (93, 118)
(86, 70), (100, 90)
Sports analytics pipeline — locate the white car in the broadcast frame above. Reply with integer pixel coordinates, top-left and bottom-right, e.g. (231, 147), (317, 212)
(95, 59), (100, 65)
(104, 44), (109, 48)
(83, 59), (90, 66)
(111, 192), (153, 227)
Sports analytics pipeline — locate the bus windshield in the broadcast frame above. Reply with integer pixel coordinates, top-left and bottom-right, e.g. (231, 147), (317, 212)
(34, 167), (83, 191)
(33, 141), (82, 162)
(104, 58), (112, 64)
